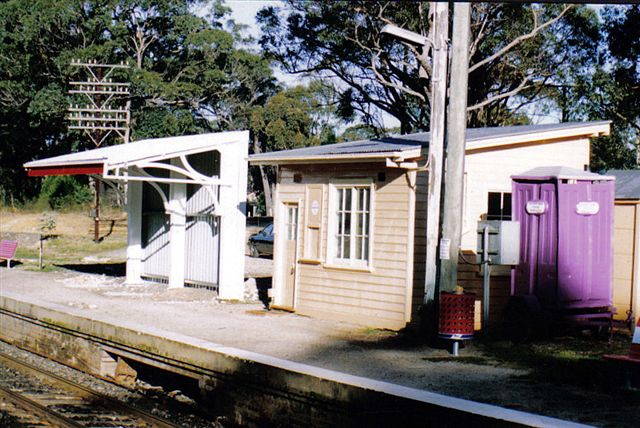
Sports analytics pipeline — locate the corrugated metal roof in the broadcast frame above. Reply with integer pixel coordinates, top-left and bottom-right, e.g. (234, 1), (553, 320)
(250, 136), (427, 160)
(512, 166), (615, 181)
(606, 169), (640, 199)
(250, 121), (610, 163)
(464, 122), (606, 142)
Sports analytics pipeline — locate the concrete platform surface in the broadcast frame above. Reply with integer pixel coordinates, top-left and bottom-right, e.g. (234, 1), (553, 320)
(0, 267), (631, 426)
(0, 268), (517, 386)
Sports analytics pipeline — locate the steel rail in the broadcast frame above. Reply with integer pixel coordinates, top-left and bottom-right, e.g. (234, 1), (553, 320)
(0, 383), (84, 427)
(0, 351), (179, 428)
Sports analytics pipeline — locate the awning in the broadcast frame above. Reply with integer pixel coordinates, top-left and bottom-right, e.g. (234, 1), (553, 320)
(25, 130), (249, 187)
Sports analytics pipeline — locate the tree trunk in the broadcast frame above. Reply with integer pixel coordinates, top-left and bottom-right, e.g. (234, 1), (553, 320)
(260, 165), (273, 216)
(253, 134), (273, 215)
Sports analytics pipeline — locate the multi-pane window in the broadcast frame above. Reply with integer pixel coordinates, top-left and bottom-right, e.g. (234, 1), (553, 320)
(487, 192), (512, 220)
(334, 186), (370, 263)
(285, 206), (298, 240)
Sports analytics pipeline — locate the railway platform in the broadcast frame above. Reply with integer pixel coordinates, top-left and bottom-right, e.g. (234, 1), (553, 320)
(0, 267), (596, 427)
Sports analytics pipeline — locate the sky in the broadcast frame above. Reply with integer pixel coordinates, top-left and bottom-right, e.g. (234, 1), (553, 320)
(226, 1), (310, 87)
(192, 0), (267, 37)
(226, 0), (275, 39)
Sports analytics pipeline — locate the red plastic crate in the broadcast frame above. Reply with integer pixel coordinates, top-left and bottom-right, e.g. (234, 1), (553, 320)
(438, 291), (475, 340)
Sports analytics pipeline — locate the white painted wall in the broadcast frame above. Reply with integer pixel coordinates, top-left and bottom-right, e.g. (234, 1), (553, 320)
(461, 138), (591, 250)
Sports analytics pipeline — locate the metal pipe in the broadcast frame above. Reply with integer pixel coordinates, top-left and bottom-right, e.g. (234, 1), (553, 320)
(94, 180), (101, 243)
(483, 226), (491, 331)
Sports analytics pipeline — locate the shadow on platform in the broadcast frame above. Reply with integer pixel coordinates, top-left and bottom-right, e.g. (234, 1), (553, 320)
(57, 262), (126, 277)
(1, 260), (23, 269)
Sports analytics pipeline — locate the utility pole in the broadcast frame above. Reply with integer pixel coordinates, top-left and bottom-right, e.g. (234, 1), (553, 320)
(423, 2), (449, 308)
(382, 3), (449, 331)
(439, 3), (471, 292)
(67, 60), (130, 242)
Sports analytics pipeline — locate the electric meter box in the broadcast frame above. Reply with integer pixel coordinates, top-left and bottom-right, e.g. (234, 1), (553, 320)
(477, 220), (520, 265)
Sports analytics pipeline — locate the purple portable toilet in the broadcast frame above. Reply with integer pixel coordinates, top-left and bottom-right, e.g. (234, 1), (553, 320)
(511, 167), (615, 316)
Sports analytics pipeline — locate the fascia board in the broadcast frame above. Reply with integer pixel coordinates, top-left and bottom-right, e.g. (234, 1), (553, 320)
(25, 157), (107, 168)
(106, 131), (248, 168)
(105, 138), (243, 169)
(24, 130), (249, 170)
(249, 148), (423, 165)
(466, 123), (611, 151)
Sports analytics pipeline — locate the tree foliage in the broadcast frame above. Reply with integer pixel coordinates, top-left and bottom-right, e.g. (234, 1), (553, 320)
(550, 5), (639, 170)
(250, 85), (326, 152)
(605, 4), (640, 135)
(596, 5), (640, 169)
(248, 84), (325, 214)
(0, 0), (276, 204)
(257, 2), (597, 132)
(38, 175), (93, 210)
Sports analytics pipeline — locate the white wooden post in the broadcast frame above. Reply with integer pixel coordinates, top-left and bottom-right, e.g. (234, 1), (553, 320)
(125, 181), (143, 284)
(217, 132), (248, 300)
(168, 163), (187, 289)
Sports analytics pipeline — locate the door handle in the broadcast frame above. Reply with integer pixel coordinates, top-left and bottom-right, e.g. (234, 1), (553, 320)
(290, 265), (295, 275)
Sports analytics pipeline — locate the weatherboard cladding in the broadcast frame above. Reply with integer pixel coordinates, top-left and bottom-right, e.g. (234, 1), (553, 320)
(606, 170), (640, 199)
(277, 164), (413, 329)
(249, 121), (610, 162)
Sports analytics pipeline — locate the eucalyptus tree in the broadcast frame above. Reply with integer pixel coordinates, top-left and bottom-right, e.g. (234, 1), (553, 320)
(0, 0), (276, 204)
(258, 2), (599, 132)
(249, 85), (324, 214)
(546, 4), (638, 170)
(604, 5), (640, 139)
(592, 4), (639, 169)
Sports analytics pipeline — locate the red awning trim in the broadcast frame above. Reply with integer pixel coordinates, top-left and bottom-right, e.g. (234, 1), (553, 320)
(27, 164), (104, 177)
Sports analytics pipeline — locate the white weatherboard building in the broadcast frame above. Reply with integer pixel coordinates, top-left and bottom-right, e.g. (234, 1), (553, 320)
(250, 121), (611, 330)
(25, 131), (249, 299)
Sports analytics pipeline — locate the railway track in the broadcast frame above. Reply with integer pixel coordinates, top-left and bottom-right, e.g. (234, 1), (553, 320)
(0, 351), (180, 427)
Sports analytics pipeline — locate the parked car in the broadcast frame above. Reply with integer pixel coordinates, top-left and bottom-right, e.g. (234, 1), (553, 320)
(248, 223), (273, 257)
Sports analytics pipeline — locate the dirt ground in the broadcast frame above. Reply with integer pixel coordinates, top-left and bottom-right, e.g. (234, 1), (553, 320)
(1, 210), (639, 427)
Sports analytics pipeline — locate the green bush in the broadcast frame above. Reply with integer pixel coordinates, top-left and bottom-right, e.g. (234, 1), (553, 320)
(38, 176), (93, 210)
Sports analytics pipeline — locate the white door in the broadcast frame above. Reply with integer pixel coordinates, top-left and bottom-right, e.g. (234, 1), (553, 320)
(281, 204), (299, 309)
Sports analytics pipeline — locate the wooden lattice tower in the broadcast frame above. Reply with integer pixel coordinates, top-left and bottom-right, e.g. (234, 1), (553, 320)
(67, 60), (130, 147)
(67, 60), (131, 241)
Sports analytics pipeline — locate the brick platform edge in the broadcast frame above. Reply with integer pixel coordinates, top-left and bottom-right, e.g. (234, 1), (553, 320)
(0, 293), (587, 428)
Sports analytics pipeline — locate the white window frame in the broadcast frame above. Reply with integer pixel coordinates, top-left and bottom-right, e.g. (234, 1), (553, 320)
(326, 179), (374, 270)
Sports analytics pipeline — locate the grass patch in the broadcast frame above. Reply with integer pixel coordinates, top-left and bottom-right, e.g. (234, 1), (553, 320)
(422, 356), (492, 365)
(245, 309), (287, 316)
(21, 235), (127, 266)
(478, 334), (633, 389)
(358, 327), (390, 336)
(11, 232), (126, 272)
(46, 235), (126, 257)
(15, 247), (39, 259)
(23, 264), (64, 273)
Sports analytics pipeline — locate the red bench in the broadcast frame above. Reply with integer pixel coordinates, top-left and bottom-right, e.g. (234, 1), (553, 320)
(0, 240), (18, 268)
